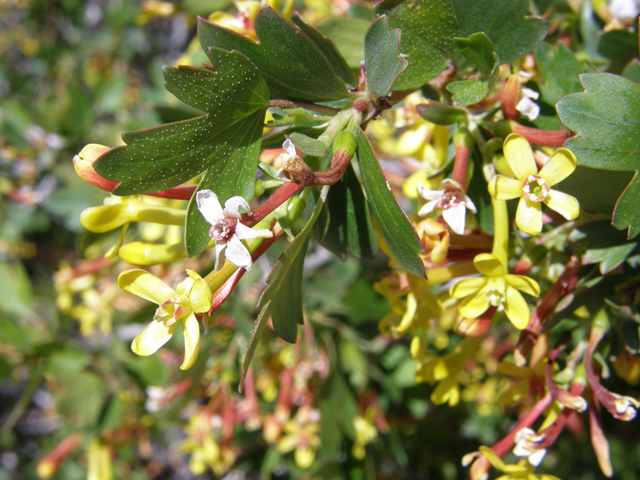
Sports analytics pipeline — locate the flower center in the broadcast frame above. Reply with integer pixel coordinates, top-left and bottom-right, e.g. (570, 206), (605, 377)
(211, 217), (237, 241)
(522, 175), (549, 202)
(486, 289), (505, 311)
(439, 190), (461, 210)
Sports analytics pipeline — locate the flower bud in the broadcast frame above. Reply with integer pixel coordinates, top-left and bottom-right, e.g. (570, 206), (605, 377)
(73, 144), (118, 191)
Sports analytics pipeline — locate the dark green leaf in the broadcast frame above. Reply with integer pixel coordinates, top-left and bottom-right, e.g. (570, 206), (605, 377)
(322, 163), (377, 259)
(289, 13), (354, 86)
(375, 0), (459, 90)
(597, 28), (639, 67)
(623, 59), (640, 83)
(354, 127), (425, 277)
(535, 43), (583, 105)
(364, 15), (407, 97)
(415, 102), (467, 125)
(447, 79), (491, 107)
(94, 49), (268, 195)
(258, 187), (330, 342)
(198, 6), (352, 102)
(239, 302), (270, 392)
(569, 221), (638, 274)
(452, 0), (548, 65)
(557, 73), (640, 237)
(316, 17), (370, 70)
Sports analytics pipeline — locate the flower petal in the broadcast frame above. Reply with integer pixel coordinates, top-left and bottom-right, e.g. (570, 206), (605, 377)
(185, 270), (213, 313)
(503, 134), (538, 180)
(418, 182), (445, 202)
(462, 193), (477, 213)
(450, 277), (487, 299)
(180, 313), (200, 370)
(506, 274), (540, 297)
(488, 175), (523, 201)
(515, 197), (542, 236)
(196, 190), (224, 226)
(504, 286), (531, 329)
(544, 189), (580, 220)
(132, 320), (177, 356)
(473, 253), (506, 276)
(118, 269), (175, 305)
(516, 96), (540, 122)
(223, 196), (252, 218)
(214, 242), (227, 271)
(442, 204), (467, 235)
(459, 288), (490, 319)
(418, 200), (440, 216)
(235, 222), (273, 241)
(538, 148), (577, 186)
(283, 138), (297, 157)
(225, 235), (253, 270)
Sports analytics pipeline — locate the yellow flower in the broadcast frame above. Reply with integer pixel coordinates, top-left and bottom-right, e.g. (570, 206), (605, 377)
(488, 134), (579, 236)
(352, 415), (378, 459)
(276, 407), (321, 469)
(119, 269), (212, 370)
(179, 413), (236, 477)
(473, 446), (561, 480)
(450, 253), (540, 329)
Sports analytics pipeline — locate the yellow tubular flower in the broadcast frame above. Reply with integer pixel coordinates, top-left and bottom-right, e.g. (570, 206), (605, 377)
(119, 269), (213, 370)
(488, 134), (579, 236)
(450, 253), (540, 329)
(476, 446), (561, 480)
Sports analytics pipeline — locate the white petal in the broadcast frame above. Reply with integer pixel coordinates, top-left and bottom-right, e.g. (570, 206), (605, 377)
(442, 204), (466, 235)
(283, 138), (297, 157)
(225, 235), (253, 270)
(417, 182), (445, 202)
(235, 222), (272, 241)
(196, 190), (224, 226)
(528, 449), (546, 467)
(440, 178), (463, 191)
(418, 200), (440, 216)
(516, 97), (540, 122)
(462, 193), (477, 213)
(520, 86), (540, 100)
(214, 241), (227, 271)
(515, 428), (536, 443)
(223, 196), (251, 218)
(610, 0), (640, 21)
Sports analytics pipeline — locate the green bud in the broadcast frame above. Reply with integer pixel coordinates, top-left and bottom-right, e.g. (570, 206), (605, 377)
(286, 196), (306, 224)
(332, 131), (356, 157)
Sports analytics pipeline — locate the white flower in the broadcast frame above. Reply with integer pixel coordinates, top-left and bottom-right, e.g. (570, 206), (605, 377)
(276, 138), (299, 182)
(196, 190), (272, 271)
(609, 0), (640, 22)
(513, 428), (547, 467)
(417, 179), (476, 235)
(516, 87), (540, 122)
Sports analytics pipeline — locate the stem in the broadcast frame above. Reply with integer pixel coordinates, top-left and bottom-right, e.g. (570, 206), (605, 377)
(451, 128), (471, 189)
(245, 182), (303, 226)
(1, 361), (43, 436)
(491, 197), (509, 269)
(268, 99), (341, 116)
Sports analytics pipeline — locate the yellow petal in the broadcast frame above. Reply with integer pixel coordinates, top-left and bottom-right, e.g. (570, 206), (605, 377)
(180, 313), (201, 370)
(473, 253), (506, 276)
(504, 286), (531, 329)
(538, 148), (577, 186)
(396, 292), (418, 334)
(488, 175), (523, 200)
(186, 270), (213, 313)
(294, 446), (315, 469)
(515, 198), (542, 236)
(478, 446), (509, 471)
(506, 275), (540, 297)
(118, 269), (175, 305)
(119, 242), (186, 266)
(80, 204), (130, 233)
(544, 189), (580, 220)
(450, 277), (487, 299)
(131, 320), (178, 356)
(503, 134), (538, 180)
(431, 375), (460, 406)
(459, 288), (490, 319)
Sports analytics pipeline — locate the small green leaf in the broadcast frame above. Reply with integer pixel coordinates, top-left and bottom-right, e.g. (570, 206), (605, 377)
(597, 28), (639, 67)
(557, 73), (640, 237)
(289, 132), (328, 157)
(353, 128), (425, 277)
(258, 187), (330, 342)
(570, 221), (639, 274)
(94, 49), (268, 195)
(364, 15), (407, 97)
(198, 6), (352, 102)
(322, 163), (377, 259)
(316, 17), (370, 70)
(447, 33), (498, 106)
(415, 102), (467, 125)
(375, 0), (459, 90)
(447, 79), (491, 107)
(289, 13), (354, 86)
(535, 43), (583, 105)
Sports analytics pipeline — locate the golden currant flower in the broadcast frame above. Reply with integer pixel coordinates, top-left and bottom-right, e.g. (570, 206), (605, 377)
(450, 253), (540, 330)
(488, 134), (579, 236)
(276, 407), (321, 469)
(470, 446), (561, 480)
(118, 269), (213, 370)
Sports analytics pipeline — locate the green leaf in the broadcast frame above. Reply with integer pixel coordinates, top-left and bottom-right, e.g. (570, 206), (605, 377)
(557, 73), (640, 237)
(289, 13), (354, 86)
(569, 221), (639, 274)
(353, 127), (425, 277)
(239, 302), (270, 392)
(55, 372), (105, 428)
(375, 0), (459, 90)
(452, 0), (547, 64)
(364, 15), (407, 97)
(198, 6), (352, 102)
(446, 33), (499, 106)
(597, 28), (639, 67)
(258, 187), (330, 342)
(316, 17), (370, 70)
(94, 49), (268, 195)
(623, 59), (640, 83)
(535, 43), (583, 105)
(322, 163), (377, 259)
(289, 132), (328, 157)
(415, 102), (467, 125)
